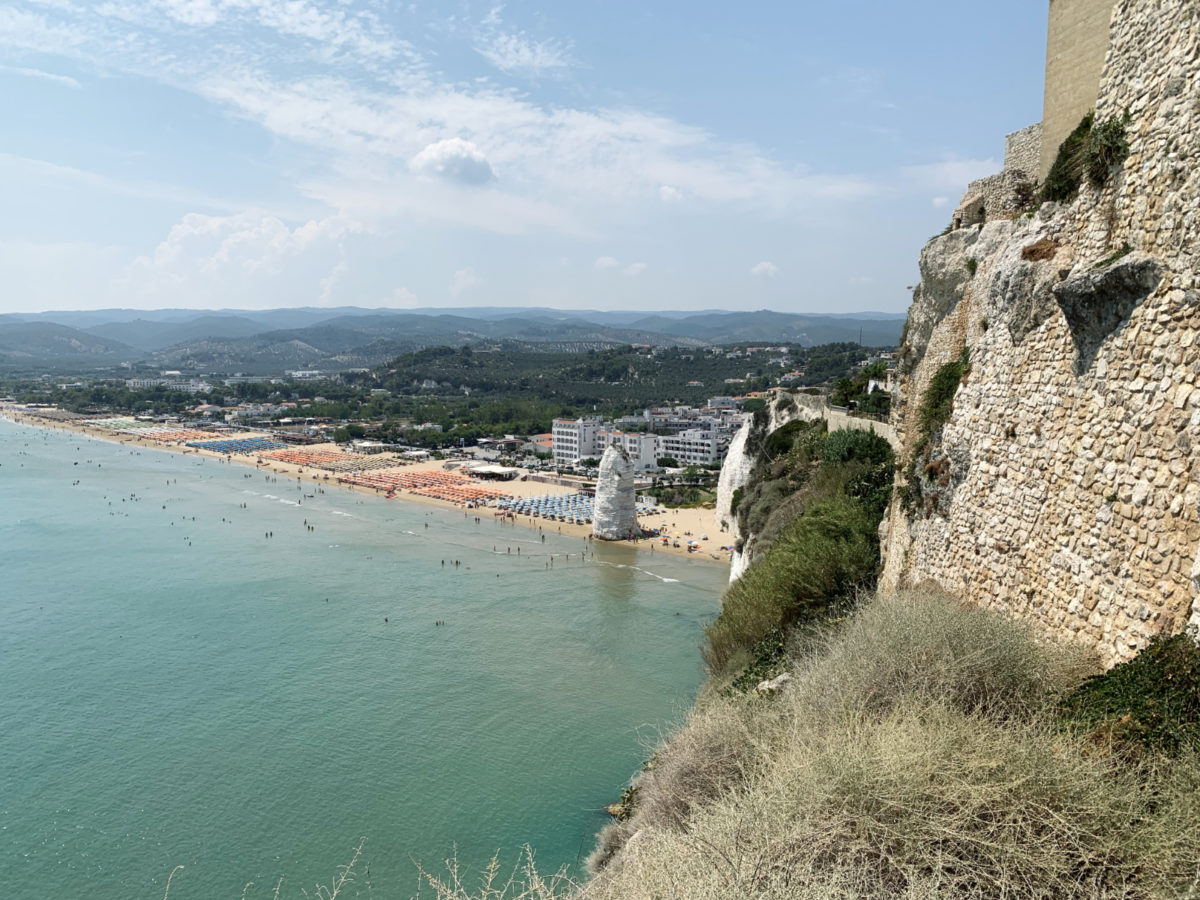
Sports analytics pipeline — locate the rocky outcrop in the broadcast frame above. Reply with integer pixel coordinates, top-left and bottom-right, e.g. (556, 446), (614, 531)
(593, 445), (640, 541)
(1053, 252), (1164, 373)
(882, 0), (1200, 667)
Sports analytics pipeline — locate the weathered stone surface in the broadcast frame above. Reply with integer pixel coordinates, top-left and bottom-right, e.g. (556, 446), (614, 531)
(1053, 253), (1164, 372)
(881, 0), (1200, 668)
(593, 445), (640, 541)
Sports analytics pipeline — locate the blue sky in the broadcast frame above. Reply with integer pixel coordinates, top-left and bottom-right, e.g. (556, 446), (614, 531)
(0, 1), (1047, 314)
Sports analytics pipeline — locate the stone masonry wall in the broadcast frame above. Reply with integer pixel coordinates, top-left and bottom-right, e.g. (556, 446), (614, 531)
(1004, 122), (1043, 180)
(882, 0), (1200, 667)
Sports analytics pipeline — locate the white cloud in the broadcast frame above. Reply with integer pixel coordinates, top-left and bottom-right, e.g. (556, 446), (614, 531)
(931, 196), (949, 208)
(0, 1), (925, 313)
(0, 4), (879, 239)
(318, 257), (348, 304)
(410, 138), (496, 186)
(848, 275), (875, 286)
(476, 31), (572, 77)
(0, 63), (80, 88)
(156, 0), (221, 27)
(750, 260), (779, 278)
(389, 286), (419, 307)
(449, 267), (483, 297)
(474, 7), (572, 77)
(116, 211), (359, 307)
(903, 158), (998, 193)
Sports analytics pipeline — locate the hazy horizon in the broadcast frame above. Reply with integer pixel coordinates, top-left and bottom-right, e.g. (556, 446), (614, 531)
(1, 303), (909, 321)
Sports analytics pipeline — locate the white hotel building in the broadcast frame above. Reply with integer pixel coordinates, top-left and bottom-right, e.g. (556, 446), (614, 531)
(552, 417), (723, 469)
(551, 417), (603, 465)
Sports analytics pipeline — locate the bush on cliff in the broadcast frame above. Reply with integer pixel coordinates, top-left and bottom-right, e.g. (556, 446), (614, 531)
(397, 595), (1200, 899)
(901, 346), (970, 513)
(578, 593), (1200, 900)
(704, 495), (879, 673)
(1061, 631), (1200, 755)
(1040, 110), (1131, 203)
(722, 422), (893, 676)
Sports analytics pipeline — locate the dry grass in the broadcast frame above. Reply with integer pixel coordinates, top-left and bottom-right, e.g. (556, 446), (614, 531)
(576, 593), (1200, 899)
(413, 848), (577, 900)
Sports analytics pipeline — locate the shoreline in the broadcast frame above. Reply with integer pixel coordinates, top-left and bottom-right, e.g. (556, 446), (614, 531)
(2, 408), (731, 568)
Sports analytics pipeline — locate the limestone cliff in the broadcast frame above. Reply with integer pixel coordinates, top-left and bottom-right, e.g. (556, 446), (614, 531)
(882, 0), (1200, 666)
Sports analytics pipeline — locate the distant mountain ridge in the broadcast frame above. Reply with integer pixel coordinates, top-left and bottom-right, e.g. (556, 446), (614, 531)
(0, 307), (904, 374)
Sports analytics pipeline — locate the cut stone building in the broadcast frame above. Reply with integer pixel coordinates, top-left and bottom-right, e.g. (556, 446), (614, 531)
(951, 0), (1117, 230)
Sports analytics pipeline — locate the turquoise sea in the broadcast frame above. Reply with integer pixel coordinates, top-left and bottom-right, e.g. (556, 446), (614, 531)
(0, 418), (725, 898)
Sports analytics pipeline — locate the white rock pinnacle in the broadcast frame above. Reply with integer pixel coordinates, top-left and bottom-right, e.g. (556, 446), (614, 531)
(593, 444), (641, 541)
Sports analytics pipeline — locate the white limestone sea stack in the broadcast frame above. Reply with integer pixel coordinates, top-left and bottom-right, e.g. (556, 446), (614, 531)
(592, 445), (641, 541)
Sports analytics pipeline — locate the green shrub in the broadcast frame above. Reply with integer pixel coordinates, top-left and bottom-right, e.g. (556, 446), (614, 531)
(1084, 113), (1132, 187)
(1060, 632), (1200, 755)
(821, 429), (891, 466)
(738, 480), (787, 539)
(728, 486), (744, 515)
(726, 627), (789, 695)
(705, 496), (880, 673)
(762, 418), (811, 459)
(965, 256), (978, 277)
(1039, 111), (1131, 203)
(916, 346), (970, 438)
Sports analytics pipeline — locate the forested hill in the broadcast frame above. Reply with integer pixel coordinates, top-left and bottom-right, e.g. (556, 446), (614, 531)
(353, 343), (876, 409)
(0, 307), (903, 374)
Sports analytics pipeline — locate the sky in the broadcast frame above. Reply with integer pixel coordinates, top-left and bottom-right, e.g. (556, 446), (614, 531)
(0, 1), (1048, 315)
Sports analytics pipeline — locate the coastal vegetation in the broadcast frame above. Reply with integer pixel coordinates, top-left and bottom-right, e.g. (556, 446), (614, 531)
(828, 359), (891, 417)
(382, 592), (1200, 900)
(711, 423), (893, 675)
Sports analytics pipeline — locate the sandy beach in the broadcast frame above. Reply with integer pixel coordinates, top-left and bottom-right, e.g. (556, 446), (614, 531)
(3, 407), (731, 567)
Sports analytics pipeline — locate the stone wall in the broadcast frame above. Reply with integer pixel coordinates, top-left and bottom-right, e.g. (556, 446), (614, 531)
(952, 169), (1037, 229)
(950, 125), (1041, 230)
(1039, 0), (1116, 179)
(1004, 122), (1043, 180)
(883, 0), (1200, 668)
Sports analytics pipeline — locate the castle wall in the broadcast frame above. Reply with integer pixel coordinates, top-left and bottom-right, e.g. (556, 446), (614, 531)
(885, 0), (1200, 667)
(1039, 0), (1116, 179)
(1004, 123), (1043, 180)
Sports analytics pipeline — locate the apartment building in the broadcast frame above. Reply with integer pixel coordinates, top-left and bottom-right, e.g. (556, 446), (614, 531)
(659, 428), (722, 466)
